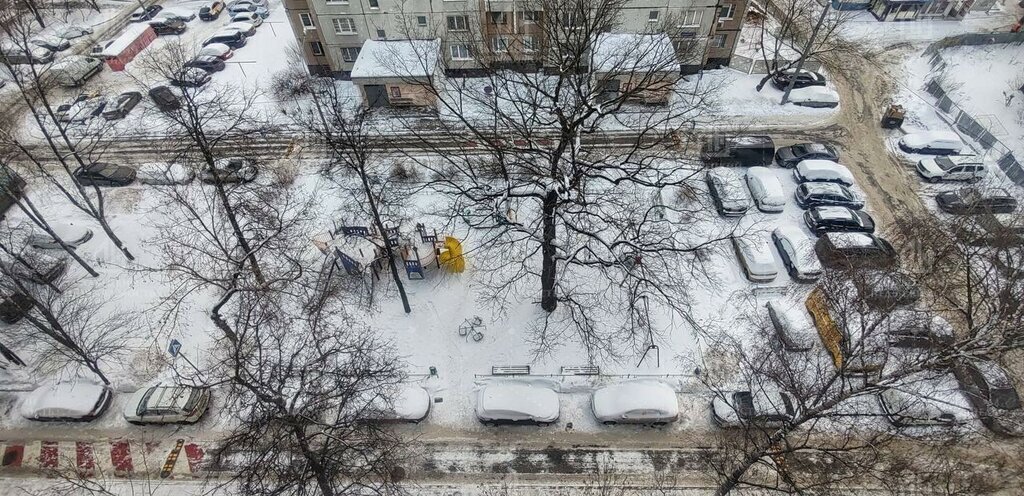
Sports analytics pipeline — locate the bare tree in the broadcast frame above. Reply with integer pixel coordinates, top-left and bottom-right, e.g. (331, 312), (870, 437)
(752, 0), (857, 92)
(275, 67), (413, 314)
(383, 0), (729, 360)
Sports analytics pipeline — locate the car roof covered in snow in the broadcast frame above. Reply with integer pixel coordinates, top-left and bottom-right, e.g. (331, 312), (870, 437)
(734, 235), (775, 267)
(803, 182), (847, 195)
(900, 131), (964, 148)
(813, 206), (856, 220)
(789, 86), (839, 102)
(825, 232), (874, 248)
(592, 33), (679, 73)
(591, 381), (679, 418)
(350, 39), (441, 79)
(21, 381), (107, 419)
(477, 382), (558, 419)
(746, 167), (785, 196)
(796, 160), (854, 183)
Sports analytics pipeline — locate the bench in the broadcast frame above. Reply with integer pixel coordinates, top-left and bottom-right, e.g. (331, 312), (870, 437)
(560, 366), (600, 376)
(491, 365), (530, 376)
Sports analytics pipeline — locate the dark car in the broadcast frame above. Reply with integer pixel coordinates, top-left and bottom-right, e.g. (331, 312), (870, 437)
(185, 55), (226, 72)
(955, 213), (1024, 247)
(803, 206), (875, 236)
(954, 359), (1024, 436)
(200, 157), (258, 184)
(0, 169), (26, 218)
(129, 4), (163, 22)
(148, 18), (187, 35)
(852, 270), (920, 309)
(73, 163), (136, 186)
(170, 68), (212, 87)
(884, 311), (953, 349)
(815, 232), (898, 269)
(795, 182), (863, 210)
(0, 292), (33, 324)
(936, 187), (1018, 215)
(202, 31), (247, 49)
(771, 69), (827, 91)
(101, 91), (142, 120)
(775, 142), (840, 168)
(199, 1), (225, 20)
(149, 85), (180, 111)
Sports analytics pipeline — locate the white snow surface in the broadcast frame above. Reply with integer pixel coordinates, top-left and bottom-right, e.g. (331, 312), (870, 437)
(100, 23), (152, 58)
(350, 38), (441, 79)
(592, 32), (679, 73)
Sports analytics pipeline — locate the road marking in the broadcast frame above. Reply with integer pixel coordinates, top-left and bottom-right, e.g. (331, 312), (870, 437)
(2, 444), (24, 468)
(75, 442), (95, 476)
(38, 441), (58, 469)
(184, 443), (204, 474)
(110, 440), (132, 476)
(160, 439), (184, 479)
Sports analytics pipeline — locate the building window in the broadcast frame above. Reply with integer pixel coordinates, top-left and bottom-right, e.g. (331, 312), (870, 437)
(674, 39), (697, 52)
(491, 36), (509, 52)
(450, 43), (471, 59)
(376, 28), (386, 38)
(299, 13), (314, 28)
(333, 17), (356, 34)
(368, 0), (379, 8)
(310, 41), (324, 55)
(710, 34), (727, 48)
(417, 15), (427, 26)
(521, 10), (539, 23)
(681, 9), (702, 27)
(562, 13), (582, 28)
(325, 0), (349, 3)
(447, 15), (469, 31)
(341, 47), (360, 62)
(390, 86), (401, 98)
(489, 11), (508, 24)
(648, 10), (659, 22)
(720, 4), (736, 20)
(521, 35), (536, 52)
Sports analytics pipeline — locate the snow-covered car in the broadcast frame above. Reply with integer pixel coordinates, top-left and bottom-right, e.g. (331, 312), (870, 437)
(129, 4), (163, 22)
(936, 187), (1017, 215)
(899, 131), (964, 155)
(123, 384), (211, 424)
(476, 381), (559, 425)
(776, 142), (839, 168)
(851, 270), (920, 309)
(814, 232), (898, 269)
(766, 299), (816, 352)
(52, 24), (94, 40)
(363, 385), (431, 422)
(877, 374), (969, 427)
(954, 359), (1024, 437)
(788, 86), (839, 108)
(3, 251), (68, 284)
(771, 225), (822, 281)
(169, 67), (211, 87)
(156, 9), (196, 22)
(794, 160), (854, 186)
(200, 157), (258, 184)
(198, 43), (233, 60)
(732, 234), (778, 283)
(883, 310), (953, 349)
(102, 91), (143, 120)
(230, 11), (264, 26)
(137, 162), (196, 185)
(223, 22), (256, 37)
(916, 155), (986, 183)
(745, 167), (785, 213)
(711, 390), (797, 428)
(794, 182), (863, 210)
(591, 381), (679, 424)
(803, 206), (875, 236)
(771, 69), (826, 90)
(706, 167), (752, 217)
(30, 34), (71, 52)
(21, 381), (112, 421)
(227, 2), (269, 18)
(0, 42), (53, 64)
(27, 222), (94, 250)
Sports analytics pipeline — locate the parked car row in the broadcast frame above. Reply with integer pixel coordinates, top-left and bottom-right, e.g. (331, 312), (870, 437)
(69, 158), (257, 187)
(54, 90), (142, 124)
(0, 23), (93, 65)
(20, 382), (211, 424)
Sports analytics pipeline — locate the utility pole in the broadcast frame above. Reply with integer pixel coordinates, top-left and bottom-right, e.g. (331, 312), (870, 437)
(781, 1), (831, 105)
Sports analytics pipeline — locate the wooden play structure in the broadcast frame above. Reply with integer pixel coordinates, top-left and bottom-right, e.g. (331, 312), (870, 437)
(313, 221), (465, 282)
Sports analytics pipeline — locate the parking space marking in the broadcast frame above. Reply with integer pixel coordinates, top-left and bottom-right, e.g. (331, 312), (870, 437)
(39, 441), (59, 469)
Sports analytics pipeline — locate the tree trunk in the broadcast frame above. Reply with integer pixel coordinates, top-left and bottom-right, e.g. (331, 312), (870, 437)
(540, 189), (558, 312)
(19, 303), (110, 385)
(17, 196), (100, 277)
(360, 168), (411, 314)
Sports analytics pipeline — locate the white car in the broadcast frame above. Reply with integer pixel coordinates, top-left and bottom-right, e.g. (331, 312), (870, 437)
(916, 155), (986, 183)
(230, 11), (264, 26)
(27, 222), (94, 250)
(711, 390), (797, 428)
(788, 86), (840, 108)
(766, 299), (816, 352)
(899, 131), (964, 155)
(476, 382), (559, 425)
(732, 234), (778, 283)
(364, 385), (431, 422)
(877, 373), (969, 427)
(30, 34), (71, 52)
(771, 226), (822, 281)
(123, 384), (211, 424)
(223, 22), (256, 37)
(707, 167), (752, 217)
(137, 162), (195, 185)
(198, 43), (233, 60)
(591, 381), (679, 424)
(745, 167), (786, 213)
(21, 381), (112, 421)
(794, 159), (855, 186)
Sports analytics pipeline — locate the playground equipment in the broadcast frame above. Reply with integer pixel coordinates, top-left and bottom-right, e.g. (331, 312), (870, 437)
(312, 224), (385, 276)
(314, 221), (464, 281)
(399, 223), (465, 279)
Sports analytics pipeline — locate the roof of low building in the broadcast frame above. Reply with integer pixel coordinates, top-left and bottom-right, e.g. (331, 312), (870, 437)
(350, 39), (441, 79)
(592, 33), (679, 74)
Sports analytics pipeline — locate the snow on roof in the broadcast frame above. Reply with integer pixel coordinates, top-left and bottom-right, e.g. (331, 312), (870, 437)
(20, 381), (107, 419)
(826, 232), (874, 248)
(790, 86), (839, 102)
(101, 23), (151, 58)
(350, 39), (440, 79)
(592, 33), (679, 73)
(815, 206), (854, 220)
(797, 159), (854, 183)
(900, 131), (964, 148)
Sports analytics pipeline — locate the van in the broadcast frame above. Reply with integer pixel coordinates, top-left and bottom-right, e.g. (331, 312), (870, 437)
(203, 31), (247, 49)
(45, 55), (103, 87)
(701, 135), (776, 167)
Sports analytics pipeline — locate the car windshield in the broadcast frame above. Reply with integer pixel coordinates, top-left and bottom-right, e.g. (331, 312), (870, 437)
(733, 392), (755, 419)
(934, 157), (957, 171)
(991, 388), (1021, 410)
(183, 389), (202, 411)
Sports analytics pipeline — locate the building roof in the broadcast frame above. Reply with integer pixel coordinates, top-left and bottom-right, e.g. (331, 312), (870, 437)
(592, 33), (679, 74)
(100, 23), (152, 58)
(350, 39), (441, 79)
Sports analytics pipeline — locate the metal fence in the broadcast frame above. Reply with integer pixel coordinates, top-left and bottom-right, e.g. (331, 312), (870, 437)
(923, 46), (1024, 186)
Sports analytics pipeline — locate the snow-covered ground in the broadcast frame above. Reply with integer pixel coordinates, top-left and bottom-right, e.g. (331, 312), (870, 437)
(839, 9), (1018, 45)
(682, 69), (839, 127)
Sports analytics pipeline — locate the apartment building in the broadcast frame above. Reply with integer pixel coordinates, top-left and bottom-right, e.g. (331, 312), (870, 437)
(283, 0), (748, 77)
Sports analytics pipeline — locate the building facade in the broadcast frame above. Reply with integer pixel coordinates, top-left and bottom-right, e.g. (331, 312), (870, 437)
(283, 0), (749, 77)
